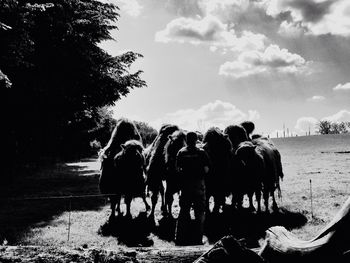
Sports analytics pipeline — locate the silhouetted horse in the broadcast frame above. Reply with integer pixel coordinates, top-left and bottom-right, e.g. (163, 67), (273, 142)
(202, 127), (232, 214)
(224, 124), (258, 210)
(235, 136), (284, 212)
(163, 130), (186, 216)
(145, 124), (179, 218)
(99, 118), (149, 219)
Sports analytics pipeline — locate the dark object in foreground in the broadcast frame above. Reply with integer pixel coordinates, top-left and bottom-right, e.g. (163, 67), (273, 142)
(98, 212), (154, 247)
(195, 196), (350, 263)
(259, 196), (350, 263)
(193, 236), (264, 263)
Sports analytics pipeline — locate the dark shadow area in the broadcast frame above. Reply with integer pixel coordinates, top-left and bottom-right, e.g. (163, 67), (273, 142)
(98, 204), (308, 248)
(155, 214), (177, 242)
(98, 212), (154, 247)
(0, 158), (104, 244)
(205, 205), (308, 247)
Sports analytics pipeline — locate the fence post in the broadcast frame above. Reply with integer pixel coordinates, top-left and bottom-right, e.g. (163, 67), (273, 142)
(67, 196), (72, 241)
(310, 179), (314, 219)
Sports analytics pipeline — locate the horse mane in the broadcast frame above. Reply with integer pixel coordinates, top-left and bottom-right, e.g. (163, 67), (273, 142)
(164, 130), (186, 164)
(100, 118), (141, 159)
(144, 124), (180, 187)
(147, 124), (178, 157)
(203, 127), (231, 153)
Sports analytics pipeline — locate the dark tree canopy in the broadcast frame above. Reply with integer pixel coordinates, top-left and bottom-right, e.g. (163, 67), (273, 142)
(316, 120), (349, 135)
(1, 0), (146, 162)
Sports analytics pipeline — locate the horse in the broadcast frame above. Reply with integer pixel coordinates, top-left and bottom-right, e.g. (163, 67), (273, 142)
(145, 124), (180, 218)
(235, 136), (284, 212)
(112, 140), (149, 217)
(224, 124), (259, 210)
(99, 118), (150, 219)
(202, 127), (232, 214)
(163, 129), (186, 216)
(252, 136), (283, 211)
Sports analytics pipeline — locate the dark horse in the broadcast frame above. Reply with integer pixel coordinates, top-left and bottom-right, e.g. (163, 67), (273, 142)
(145, 124), (179, 218)
(99, 118), (150, 219)
(224, 124), (259, 210)
(202, 127), (232, 214)
(163, 129), (186, 216)
(236, 136), (284, 212)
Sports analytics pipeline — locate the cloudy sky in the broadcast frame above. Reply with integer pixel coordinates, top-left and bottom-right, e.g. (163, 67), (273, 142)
(100, 0), (350, 137)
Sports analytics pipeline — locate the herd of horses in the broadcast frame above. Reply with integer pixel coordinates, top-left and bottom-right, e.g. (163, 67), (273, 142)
(98, 118), (284, 221)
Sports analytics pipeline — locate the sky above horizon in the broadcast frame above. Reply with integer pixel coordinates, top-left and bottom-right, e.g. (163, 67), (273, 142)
(100, 0), (350, 137)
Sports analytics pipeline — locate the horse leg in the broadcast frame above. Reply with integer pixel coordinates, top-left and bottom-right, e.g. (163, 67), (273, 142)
(151, 190), (158, 218)
(125, 195), (132, 218)
(248, 192), (255, 212)
(115, 194), (122, 215)
(109, 196), (117, 220)
(263, 189), (270, 213)
(271, 190), (278, 212)
(142, 193), (150, 212)
(160, 182), (167, 214)
(232, 192), (243, 210)
(255, 189), (262, 213)
(165, 189), (174, 217)
(213, 194), (225, 214)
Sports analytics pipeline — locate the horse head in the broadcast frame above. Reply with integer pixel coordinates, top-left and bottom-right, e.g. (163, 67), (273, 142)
(164, 130), (186, 170)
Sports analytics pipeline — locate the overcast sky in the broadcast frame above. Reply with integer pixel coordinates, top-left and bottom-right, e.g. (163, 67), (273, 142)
(100, 0), (350, 137)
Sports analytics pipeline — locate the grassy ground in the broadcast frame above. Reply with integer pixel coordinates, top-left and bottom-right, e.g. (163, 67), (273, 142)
(0, 134), (349, 250)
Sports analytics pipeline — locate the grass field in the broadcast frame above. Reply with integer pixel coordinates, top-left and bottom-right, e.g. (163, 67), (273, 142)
(0, 134), (349, 250)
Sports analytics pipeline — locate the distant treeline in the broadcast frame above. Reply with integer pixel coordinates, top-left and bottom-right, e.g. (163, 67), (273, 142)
(316, 120), (350, 135)
(1, 1), (147, 180)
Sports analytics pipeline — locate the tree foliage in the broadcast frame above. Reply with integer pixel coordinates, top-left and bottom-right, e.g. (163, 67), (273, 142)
(1, 0), (146, 161)
(134, 121), (158, 147)
(316, 120), (349, 135)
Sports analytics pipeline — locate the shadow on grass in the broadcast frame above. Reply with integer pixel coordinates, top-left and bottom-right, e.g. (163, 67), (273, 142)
(97, 205), (307, 248)
(0, 158), (104, 244)
(98, 212), (155, 247)
(204, 205), (308, 247)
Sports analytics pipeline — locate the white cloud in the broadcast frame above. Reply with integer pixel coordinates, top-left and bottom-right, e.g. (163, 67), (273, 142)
(219, 44), (312, 78)
(200, 0), (250, 15)
(307, 95), (325, 102)
(155, 15), (267, 52)
(278, 21), (306, 37)
(323, 110), (350, 123)
(333, 82), (350, 91)
(295, 117), (318, 134)
(117, 0), (142, 17)
(149, 100), (260, 132)
(262, 0), (350, 37)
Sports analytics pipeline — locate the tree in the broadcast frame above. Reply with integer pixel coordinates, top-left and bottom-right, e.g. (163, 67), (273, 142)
(316, 120), (349, 135)
(316, 120), (332, 134)
(1, 0), (146, 160)
(135, 121), (158, 147)
(335, 122), (349, 134)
